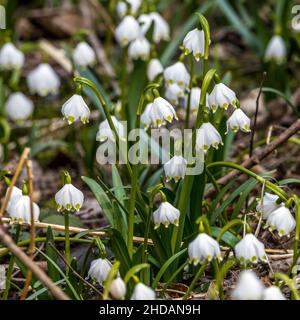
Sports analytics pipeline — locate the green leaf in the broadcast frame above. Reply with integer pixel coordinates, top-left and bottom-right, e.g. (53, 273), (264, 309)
(211, 226), (240, 248)
(30, 140), (68, 158)
(112, 165), (127, 206)
(279, 178), (300, 185)
(124, 263), (150, 283)
(45, 227), (60, 283)
(26, 279), (65, 300)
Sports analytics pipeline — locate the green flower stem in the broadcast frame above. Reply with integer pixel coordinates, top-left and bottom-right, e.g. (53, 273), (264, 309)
(171, 69), (217, 254)
(275, 272), (300, 300)
(2, 224), (21, 299)
(206, 161), (288, 201)
(212, 259), (224, 299)
(128, 165), (138, 259)
(103, 261), (120, 300)
(0, 237), (92, 258)
(64, 212), (70, 276)
(183, 260), (208, 300)
(185, 55), (194, 129)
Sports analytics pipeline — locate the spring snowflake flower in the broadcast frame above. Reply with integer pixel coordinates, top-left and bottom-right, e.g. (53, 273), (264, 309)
(128, 37), (150, 61)
(131, 283), (156, 300)
(6, 186), (22, 215)
(115, 15), (140, 47)
(165, 83), (184, 105)
(96, 116), (125, 141)
(208, 83), (238, 112)
(117, 0), (141, 18)
(109, 277), (127, 299)
(188, 233), (222, 265)
(263, 286), (286, 300)
(164, 155), (187, 182)
(8, 195), (40, 224)
(265, 35), (286, 64)
(153, 201), (180, 229)
(138, 12), (170, 43)
(234, 233), (267, 264)
(231, 270), (264, 300)
(141, 103), (153, 129)
(196, 122), (223, 153)
(0, 43), (24, 70)
(5, 92), (34, 121)
(226, 109), (251, 133)
(266, 206), (296, 237)
(61, 94), (90, 125)
(256, 193), (280, 219)
(183, 28), (205, 61)
(143, 97), (178, 128)
(73, 42), (96, 68)
(147, 59), (163, 81)
(55, 180), (84, 212)
(186, 87), (209, 113)
(164, 62), (190, 88)
(88, 258), (112, 284)
(27, 63), (60, 97)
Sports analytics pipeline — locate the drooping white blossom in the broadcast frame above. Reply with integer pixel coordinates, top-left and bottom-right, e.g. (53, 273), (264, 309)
(128, 37), (150, 61)
(153, 201), (180, 228)
(256, 193), (280, 219)
(109, 277), (127, 299)
(263, 286), (286, 300)
(73, 42), (96, 68)
(141, 103), (153, 129)
(88, 258), (112, 284)
(234, 233), (267, 264)
(265, 35), (286, 64)
(55, 183), (84, 212)
(188, 233), (222, 265)
(0, 43), (24, 70)
(208, 83), (238, 112)
(226, 109), (251, 133)
(164, 155), (187, 182)
(164, 62), (190, 88)
(196, 122), (223, 153)
(186, 87), (209, 113)
(266, 206), (296, 236)
(117, 0), (141, 18)
(183, 28), (205, 61)
(115, 15), (140, 47)
(147, 59), (163, 81)
(96, 116), (125, 141)
(8, 195), (40, 223)
(231, 270), (264, 300)
(61, 94), (90, 124)
(6, 186), (22, 216)
(27, 63), (60, 97)
(165, 83), (184, 105)
(5, 92), (34, 121)
(131, 283), (156, 300)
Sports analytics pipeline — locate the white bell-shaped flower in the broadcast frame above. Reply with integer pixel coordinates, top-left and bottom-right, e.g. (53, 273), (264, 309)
(231, 270), (264, 300)
(183, 28), (205, 61)
(0, 43), (24, 70)
(234, 233), (267, 264)
(144, 97), (178, 127)
(164, 62), (190, 88)
(8, 195), (40, 223)
(131, 283), (156, 300)
(265, 35), (286, 64)
(27, 63), (60, 97)
(256, 193), (280, 219)
(188, 233), (222, 265)
(128, 37), (150, 61)
(6, 186), (22, 215)
(226, 109), (251, 133)
(115, 15), (140, 47)
(73, 42), (95, 68)
(196, 122), (223, 153)
(88, 258), (112, 284)
(141, 103), (153, 129)
(164, 155), (187, 182)
(186, 87), (209, 113)
(263, 286), (286, 300)
(117, 0), (141, 18)
(61, 94), (90, 124)
(266, 206), (296, 236)
(208, 83), (238, 112)
(109, 277), (127, 299)
(138, 12), (170, 44)
(96, 116), (125, 141)
(153, 201), (180, 229)
(147, 59), (163, 81)
(5, 92), (34, 121)
(165, 83), (184, 105)
(55, 181), (84, 212)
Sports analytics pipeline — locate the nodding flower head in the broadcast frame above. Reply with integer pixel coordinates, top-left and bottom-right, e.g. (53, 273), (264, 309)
(61, 94), (90, 125)
(147, 59), (163, 81)
(73, 42), (96, 68)
(264, 35), (286, 64)
(208, 83), (238, 112)
(153, 201), (180, 229)
(128, 37), (150, 61)
(0, 43), (24, 70)
(263, 286), (286, 300)
(163, 62), (190, 89)
(96, 116), (125, 142)
(116, 0), (142, 18)
(266, 206), (296, 237)
(88, 258), (112, 284)
(196, 122), (223, 153)
(226, 109), (251, 133)
(165, 83), (184, 105)
(109, 277), (127, 299)
(256, 193), (280, 219)
(115, 15), (140, 47)
(131, 283), (156, 300)
(5, 92), (34, 122)
(164, 155), (187, 183)
(187, 87), (208, 113)
(183, 28), (205, 61)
